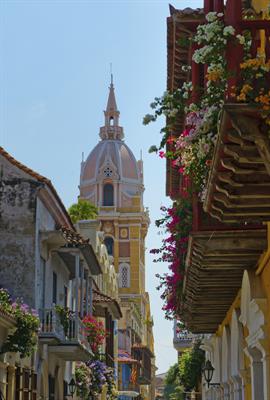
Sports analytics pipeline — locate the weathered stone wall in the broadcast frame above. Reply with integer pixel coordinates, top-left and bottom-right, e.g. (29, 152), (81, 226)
(0, 156), (41, 307)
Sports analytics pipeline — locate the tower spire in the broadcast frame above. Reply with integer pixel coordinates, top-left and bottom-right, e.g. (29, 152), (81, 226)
(99, 77), (124, 141)
(106, 79), (118, 114)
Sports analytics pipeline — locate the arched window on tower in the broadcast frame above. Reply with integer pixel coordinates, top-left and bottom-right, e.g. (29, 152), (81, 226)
(103, 183), (114, 206)
(119, 263), (130, 288)
(104, 237), (114, 256)
(110, 117), (114, 126)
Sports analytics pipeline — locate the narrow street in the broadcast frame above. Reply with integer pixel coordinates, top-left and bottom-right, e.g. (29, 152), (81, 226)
(1, 1), (270, 399)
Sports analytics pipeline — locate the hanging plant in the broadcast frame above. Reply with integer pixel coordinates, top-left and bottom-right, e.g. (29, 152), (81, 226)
(55, 305), (74, 337)
(151, 200), (192, 319)
(75, 362), (92, 399)
(75, 360), (117, 400)
(82, 316), (107, 354)
(0, 288), (39, 358)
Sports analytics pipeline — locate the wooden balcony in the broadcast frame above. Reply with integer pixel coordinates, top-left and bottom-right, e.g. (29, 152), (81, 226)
(132, 344), (154, 385)
(39, 308), (92, 361)
(182, 226), (266, 333)
(204, 105), (270, 223)
(166, 0), (270, 199)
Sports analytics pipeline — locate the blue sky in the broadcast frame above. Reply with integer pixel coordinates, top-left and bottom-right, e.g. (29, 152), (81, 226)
(0, 0), (203, 373)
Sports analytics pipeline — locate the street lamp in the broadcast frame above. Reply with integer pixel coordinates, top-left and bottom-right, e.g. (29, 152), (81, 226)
(68, 378), (76, 398)
(202, 360), (215, 388)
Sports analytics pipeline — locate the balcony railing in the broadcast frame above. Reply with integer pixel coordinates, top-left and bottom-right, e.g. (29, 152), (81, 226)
(174, 330), (194, 343)
(39, 308), (91, 352)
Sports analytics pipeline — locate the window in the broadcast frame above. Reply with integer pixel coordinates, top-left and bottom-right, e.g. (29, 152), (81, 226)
(103, 167), (113, 177)
(52, 272), (57, 304)
(104, 237), (114, 256)
(119, 263), (130, 288)
(103, 183), (114, 206)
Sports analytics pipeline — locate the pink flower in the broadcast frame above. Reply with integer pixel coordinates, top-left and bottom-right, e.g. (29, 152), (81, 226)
(182, 129), (190, 137)
(172, 159), (180, 168)
(178, 167), (185, 174)
(159, 151), (166, 158)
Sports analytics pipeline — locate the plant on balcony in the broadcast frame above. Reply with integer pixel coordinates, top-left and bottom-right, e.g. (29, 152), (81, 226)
(0, 288), (39, 358)
(146, 11), (270, 319)
(144, 12), (236, 193)
(145, 12), (270, 196)
(234, 56), (270, 124)
(55, 305), (74, 337)
(83, 316), (107, 354)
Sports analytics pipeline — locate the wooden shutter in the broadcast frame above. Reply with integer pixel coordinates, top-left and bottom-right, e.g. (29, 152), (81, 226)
(31, 373), (37, 400)
(23, 369), (30, 400)
(15, 367), (22, 400)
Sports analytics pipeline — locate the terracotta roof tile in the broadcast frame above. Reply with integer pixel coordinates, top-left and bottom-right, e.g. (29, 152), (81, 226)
(169, 5), (204, 17)
(60, 226), (89, 246)
(93, 289), (122, 318)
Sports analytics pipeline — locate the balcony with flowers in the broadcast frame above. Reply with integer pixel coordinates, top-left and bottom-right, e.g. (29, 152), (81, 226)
(39, 308), (101, 361)
(69, 316), (118, 400)
(146, 0), (270, 333)
(0, 288), (39, 359)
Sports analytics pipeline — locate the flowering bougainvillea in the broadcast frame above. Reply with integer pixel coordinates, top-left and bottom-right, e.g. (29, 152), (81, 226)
(0, 288), (39, 358)
(151, 200), (192, 319)
(145, 11), (270, 318)
(82, 316), (107, 354)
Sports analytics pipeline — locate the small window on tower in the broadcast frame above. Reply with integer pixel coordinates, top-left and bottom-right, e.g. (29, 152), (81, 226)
(103, 167), (113, 177)
(103, 183), (114, 206)
(104, 237), (114, 256)
(110, 117), (114, 126)
(119, 263), (130, 288)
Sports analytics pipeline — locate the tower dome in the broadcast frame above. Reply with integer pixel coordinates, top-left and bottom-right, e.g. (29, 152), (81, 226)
(79, 78), (144, 208)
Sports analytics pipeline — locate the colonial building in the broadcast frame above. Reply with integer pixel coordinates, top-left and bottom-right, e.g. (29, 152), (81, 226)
(0, 147), (111, 399)
(163, 1), (270, 399)
(79, 78), (155, 399)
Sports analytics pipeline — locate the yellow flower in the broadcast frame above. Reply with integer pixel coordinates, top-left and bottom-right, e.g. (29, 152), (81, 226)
(237, 93), (247, 101)
(240, 57), (264, 70)
(237, 84), (253, 101)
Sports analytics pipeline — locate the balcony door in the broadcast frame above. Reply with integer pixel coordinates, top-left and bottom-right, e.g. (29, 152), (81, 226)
(48, 375), (55, 400)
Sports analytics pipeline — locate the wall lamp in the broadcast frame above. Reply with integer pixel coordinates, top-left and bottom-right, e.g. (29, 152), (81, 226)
(68, 378), (76, 398)
(202, 360), (220, 388)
